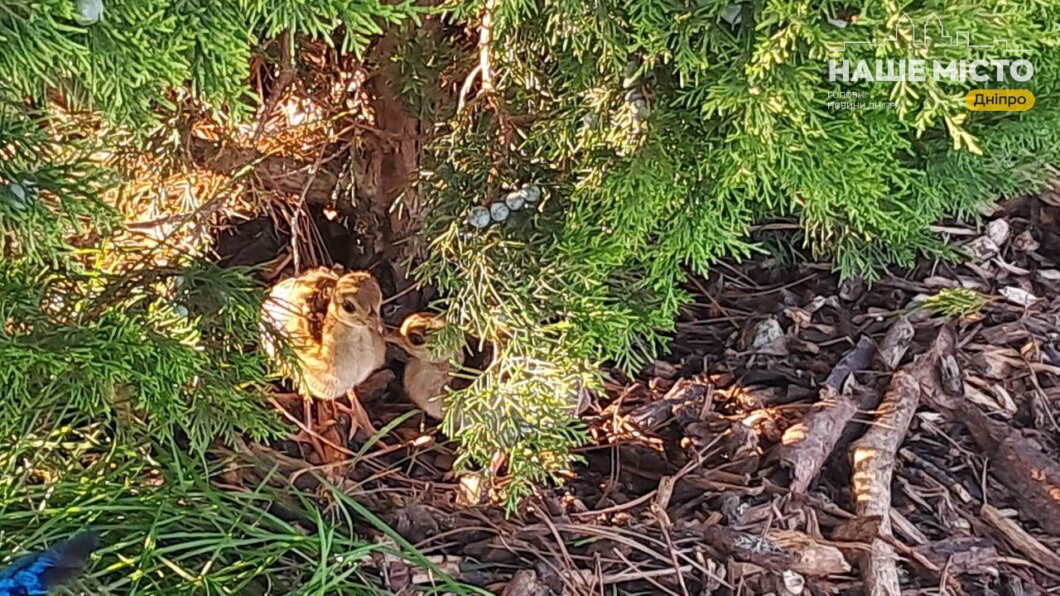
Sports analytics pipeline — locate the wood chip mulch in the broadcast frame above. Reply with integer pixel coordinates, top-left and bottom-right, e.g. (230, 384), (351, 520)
(226, 192), (1060, 595)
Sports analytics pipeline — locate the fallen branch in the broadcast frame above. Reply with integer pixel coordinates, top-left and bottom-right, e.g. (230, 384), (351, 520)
(961, 409), (1060, 535)
(627, 377), (712, 431)
(850, 340), (940, 596)
(822, 319), (917, 482)
(915, 537), (998, 578)
(980, 503), (1060, 570)
(689, 525), (849, 577)
(918, 328), (1060, 535)
(778, 335), (876, 493)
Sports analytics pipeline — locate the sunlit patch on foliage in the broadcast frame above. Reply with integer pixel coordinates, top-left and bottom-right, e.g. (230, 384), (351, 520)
(922, 288), (989, 319)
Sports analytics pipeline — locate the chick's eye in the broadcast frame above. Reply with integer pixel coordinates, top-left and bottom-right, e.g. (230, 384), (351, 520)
(409, 332), (426, 346)
(342, 301), (356, 314)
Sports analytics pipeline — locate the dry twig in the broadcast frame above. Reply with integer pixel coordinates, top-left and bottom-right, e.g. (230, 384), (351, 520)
(850, 336), (940, 595)
(778, 335), (876, 493)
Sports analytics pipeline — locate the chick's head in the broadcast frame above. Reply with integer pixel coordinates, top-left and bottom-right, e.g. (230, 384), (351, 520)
(329, 271), (383, 333)
(395, 313), (450, 362)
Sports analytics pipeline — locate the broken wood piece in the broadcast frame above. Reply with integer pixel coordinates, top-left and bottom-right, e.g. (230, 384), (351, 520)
(778, 336), (876, 493)
(823, 335), (878, 392)
(850, 341), (939, 596)
(694, 525), (849, 577)
(765, 529), (852, 577)
(889, 508), (929, 546)
(698, 524), (797, 571)
(899, 448), (979, 504)
(779, 388), (857, 494)
(877, 315), (914, 370)
(919, 330), (1060, 535)
(980, 503), (1060, 571)
(627, 377), (711, 431)
(915, 537), (999, 578)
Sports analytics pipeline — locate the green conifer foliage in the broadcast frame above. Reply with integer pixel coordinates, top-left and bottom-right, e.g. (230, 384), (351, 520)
(0, 0), (422, 451)
(413, 0), (1060, 498)
(0, 0), (421, 452)
(0, 0), (1058, 523)
(0, 3), (422, 588)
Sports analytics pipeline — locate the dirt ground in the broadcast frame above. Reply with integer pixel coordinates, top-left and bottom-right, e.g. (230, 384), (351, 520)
(211, 190), (1060, 595)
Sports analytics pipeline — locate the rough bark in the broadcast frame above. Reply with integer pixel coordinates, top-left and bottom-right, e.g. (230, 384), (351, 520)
(357, 27), (433, 258)
(778, 335), (876, 493)
(918, 328), (1060, 535)
(980, 503), (1060, 569)
(851, 370), (922, 596)
(849, 335), (942, 596)
(959, 406), (1060, 534)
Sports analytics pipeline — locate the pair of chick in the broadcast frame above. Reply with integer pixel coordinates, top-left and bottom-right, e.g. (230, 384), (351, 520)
(261, 267), (458, 435)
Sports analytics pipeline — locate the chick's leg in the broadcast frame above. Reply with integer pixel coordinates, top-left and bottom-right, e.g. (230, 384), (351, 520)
(303, 398), (326, 458)
(315, 399), (351, 470)
(339, 388), (378, 440)
(273, 395), (327, 461)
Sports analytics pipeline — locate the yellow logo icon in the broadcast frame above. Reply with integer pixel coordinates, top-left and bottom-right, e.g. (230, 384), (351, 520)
(966, 89), (1035, 111)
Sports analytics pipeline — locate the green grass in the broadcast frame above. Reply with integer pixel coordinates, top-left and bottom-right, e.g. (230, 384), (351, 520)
(0, 413), (483, 595)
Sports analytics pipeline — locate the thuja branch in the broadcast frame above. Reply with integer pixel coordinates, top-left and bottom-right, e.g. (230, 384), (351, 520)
(458, 0), (498, 111)
(477, 0), (496, 94)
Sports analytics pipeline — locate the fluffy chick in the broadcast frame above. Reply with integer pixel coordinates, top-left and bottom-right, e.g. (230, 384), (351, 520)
(391, 312), (464, 421)
(262, 267), (387, 438)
